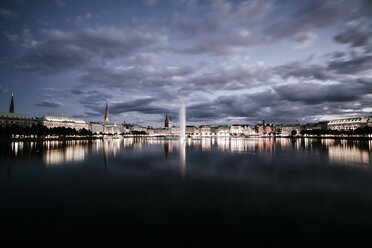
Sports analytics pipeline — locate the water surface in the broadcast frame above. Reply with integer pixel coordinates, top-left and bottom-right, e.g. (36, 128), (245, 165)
(1, 137), (372, 244)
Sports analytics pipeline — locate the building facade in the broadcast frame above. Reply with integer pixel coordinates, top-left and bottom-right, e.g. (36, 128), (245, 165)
(255, 120), (276, 135)
(230, 124), (253, 136)
(328, 117), (369, 131)
(39, 115), (90, 130)
(277, 124), (302, 136)
(0, 112), (38, 127)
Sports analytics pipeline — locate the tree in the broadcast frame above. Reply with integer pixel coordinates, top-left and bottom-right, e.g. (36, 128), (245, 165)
(291, 130), (297, 136)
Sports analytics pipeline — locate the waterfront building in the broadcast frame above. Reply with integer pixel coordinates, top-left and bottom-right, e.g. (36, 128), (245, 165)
(255, 120), (276, 135)
(0, 112), (38, 127)
(328, 117), (370, 131)
(303, 122), (328, 131)
(199, 125), (212, 136)
(39, 115), (90, 130)
(129, 124), (148, 133)
(147, 128), (169, 136)
(277, 124), (302, 136)
(230, 124), (253, 136)
(186, 126), (200, 137)
(0, 94), (38, 127)
(171, 127), (181, 136)
(215, 125), (230, 137)
(90, 122), (104, 134)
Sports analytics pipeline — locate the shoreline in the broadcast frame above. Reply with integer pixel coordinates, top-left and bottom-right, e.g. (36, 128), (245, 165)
(1, 134), (372, 142)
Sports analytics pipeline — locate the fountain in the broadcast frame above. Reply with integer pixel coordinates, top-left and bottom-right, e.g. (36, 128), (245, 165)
(179, 101), (186, 177)
(180, 101), (186, 140)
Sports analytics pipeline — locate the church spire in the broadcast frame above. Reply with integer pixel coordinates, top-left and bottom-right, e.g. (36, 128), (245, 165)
(9, 93), (14, 113)
(104, 101), (109, 123)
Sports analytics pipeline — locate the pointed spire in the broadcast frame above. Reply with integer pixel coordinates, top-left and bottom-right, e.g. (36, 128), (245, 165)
(169, 113), (172, 121)
(165, 113), (168, 122)
(104, 100), (109, 123)
(9, 93), (14, 113)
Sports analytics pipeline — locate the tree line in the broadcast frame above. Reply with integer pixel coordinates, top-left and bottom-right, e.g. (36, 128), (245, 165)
(300, 126), (372, 136)
(0, 124), (93, 139)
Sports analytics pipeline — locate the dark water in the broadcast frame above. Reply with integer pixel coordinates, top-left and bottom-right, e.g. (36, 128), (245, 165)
(1, 137), (372, 244)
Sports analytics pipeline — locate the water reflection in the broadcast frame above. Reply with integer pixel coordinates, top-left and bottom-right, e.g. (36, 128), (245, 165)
(43, 141), (88, 166)
(180, 140), (186, 177)
(5, 138), (372, 170)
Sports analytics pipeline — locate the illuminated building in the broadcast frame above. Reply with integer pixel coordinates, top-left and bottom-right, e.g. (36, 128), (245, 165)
(255, 120), (276, 135)
(277, 124), (302, 136)
(327, 117), (371, 130)
(230, 124), (253, 136)
(39, 115), (90, 130)
(199, 125), (212, 136)
(186, 126), (199, 137)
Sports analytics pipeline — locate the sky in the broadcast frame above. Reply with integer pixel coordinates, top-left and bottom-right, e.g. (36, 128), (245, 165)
(0, 0), (371, 127)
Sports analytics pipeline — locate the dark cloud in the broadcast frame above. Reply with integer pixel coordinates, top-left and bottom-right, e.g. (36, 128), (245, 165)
(327, 55), (372, 74)
(169, 0), (233, 37)
(265, 0), (372, 43)
(273, 82), (367, 104)
(0, 8), (17, 18)
(182, 30), (265, 55)
(16, 27), (166, 74)
(53, 0), (65, 8)
(83, 98), (169, 118)
(274, 63), (339, 81)
(110, 98), (168, 115)
(2, 31), (18, 42)
(36, 100), (63, 108)
(334, 20), (372, 52)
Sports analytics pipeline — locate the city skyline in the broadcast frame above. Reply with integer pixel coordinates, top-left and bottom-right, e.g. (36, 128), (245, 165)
(0, 0), (371, 126)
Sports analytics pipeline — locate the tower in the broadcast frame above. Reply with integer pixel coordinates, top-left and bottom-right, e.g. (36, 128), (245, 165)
(9, 93), (14, 113)
(104, 101), (109, 123)
(165, 113), (168, 128)
(168, 113), (173, 128)
(165, 113), (173, 128)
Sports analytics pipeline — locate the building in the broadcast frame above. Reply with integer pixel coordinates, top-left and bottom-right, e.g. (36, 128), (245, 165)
(215, 125), (230, 137)
(0, 94), (38, 127)
(186, 126), (200, 137)
(199, 125), (212, 136)
(164, 113), (173, 128)
(230, 124), (253, 136)
(277, 124), (302, 136)
(255, 120), (276, 135)
(303, 122), (328, 131)
(39, 115), (90, 130)
(0, 112), (38, 127)
(129, 124), (148, 133)
(328, 117), (370, 131)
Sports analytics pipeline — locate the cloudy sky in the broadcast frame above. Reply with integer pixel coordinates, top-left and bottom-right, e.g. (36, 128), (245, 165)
(0, 0), (371, 127)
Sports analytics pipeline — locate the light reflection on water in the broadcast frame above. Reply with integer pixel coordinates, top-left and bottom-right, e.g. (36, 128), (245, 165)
(5, 137), (372, 169)
(3, 137), (372, 242)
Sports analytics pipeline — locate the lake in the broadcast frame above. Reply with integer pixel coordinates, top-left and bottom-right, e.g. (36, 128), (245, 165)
(1, 137), (372, 245)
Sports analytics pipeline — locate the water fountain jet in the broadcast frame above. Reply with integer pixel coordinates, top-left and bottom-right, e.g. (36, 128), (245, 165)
(180, 101), (186, 140)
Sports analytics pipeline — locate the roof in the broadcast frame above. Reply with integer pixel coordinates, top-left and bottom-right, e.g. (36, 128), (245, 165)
(280, 124), (300, 127)
(328, 117), (364, 124)
(40, 115), (86, 124)
(0, 112), (36, 120)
